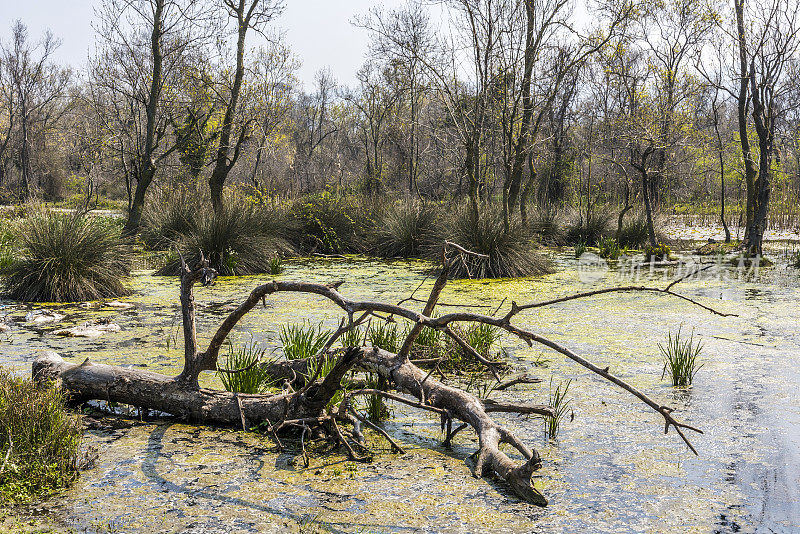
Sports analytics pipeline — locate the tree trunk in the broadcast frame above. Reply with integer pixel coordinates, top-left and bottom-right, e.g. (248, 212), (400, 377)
(734, 0), (758, 242)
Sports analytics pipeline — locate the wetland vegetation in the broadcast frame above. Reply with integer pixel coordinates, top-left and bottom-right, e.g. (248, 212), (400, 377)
(1, 0), (800, 530)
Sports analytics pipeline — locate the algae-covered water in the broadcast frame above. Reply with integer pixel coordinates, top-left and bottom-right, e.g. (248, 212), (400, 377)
(2, 253), (799, 533)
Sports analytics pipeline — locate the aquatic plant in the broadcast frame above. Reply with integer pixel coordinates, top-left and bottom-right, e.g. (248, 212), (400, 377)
(363, 372), (390, 423)
(411, 325), (443, 358)
(339, 325), (364, 348)
(368, 321), (401, 353)
(659, 327), (704, 387)
(439, 323), (505, 372)
(545, 377), (572, 439)
(372, 200), (438, 258)
(217, 342), (275, 394)
(0, 368), (84, 503)
(281, 322), (332, 360)
(3, 209), (130, 302)
(574, 242), (587, 258)
(464, 323), (502, 355)
(443, 204), (553, 279)
(598, 236), (621, 260)
(269, 256), (284, 275)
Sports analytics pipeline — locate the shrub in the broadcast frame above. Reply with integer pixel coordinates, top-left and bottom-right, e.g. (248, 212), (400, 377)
(372, 200), (438, 258)
(644, 242), (672, 261)
(157, 199), (292, 276)
(0, 368), (83, 503)
(217, 342), (275, 394)
(280, 322), (332, 360)
(598, 237), (621, 260)
(659, 327), (704, 387)
(3, 210), (130, 302)
(442, 204), (553, 279)
(566, 211), (611, 246)
(290, 192), (369, 254)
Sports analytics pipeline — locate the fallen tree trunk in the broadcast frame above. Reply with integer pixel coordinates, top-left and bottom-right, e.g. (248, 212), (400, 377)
(33, 349), (360, 429)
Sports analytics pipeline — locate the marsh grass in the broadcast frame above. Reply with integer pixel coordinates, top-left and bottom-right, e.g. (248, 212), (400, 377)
(367, 322), (401, 353)
(0, 368), (84, 503)
(566, 211), (611, 246)
(617, 214), (650, 248)
(789, 250), (800, 268)
(280, 322), (332, 360)
(339, 326), (364, 349)
(659, 327), (704, 387)
(363, 372), (390, 423)
(372, 201), (438, 258)
(529, 207), (565, 245)
(438, 323), (505, 373)
(545, 377), (572, 439)
(444, 204), (553, 279)
(140, 187), (200, 250)
(269, 257), (284, 275)
(217, 341), (275, 394)
(574, 242), (587, 258)
(411, 325), (443, 358)
(3, 209), (130, 302)
(157, 199), (292, 276)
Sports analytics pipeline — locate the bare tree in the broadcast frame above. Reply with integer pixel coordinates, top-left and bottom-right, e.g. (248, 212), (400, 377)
(0, 21), (70, 199)
(91, 0), (213, 235)
(207, 0), (284, 213)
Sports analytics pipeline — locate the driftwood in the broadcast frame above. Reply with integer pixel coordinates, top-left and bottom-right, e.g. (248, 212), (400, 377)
(32, 246), (726, 506)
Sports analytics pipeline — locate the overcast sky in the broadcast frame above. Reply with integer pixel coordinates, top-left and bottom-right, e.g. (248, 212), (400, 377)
(0, 0), (407, 89)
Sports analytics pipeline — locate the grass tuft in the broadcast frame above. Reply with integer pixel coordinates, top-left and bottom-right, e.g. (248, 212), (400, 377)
(617, 214), (650, 249)
(159, 197), (292, 276)
(443, 204), (553, 279)
(545, 377), (572, 439)
(217, 341), (275, 394)
(3, 209), (129, 302)
(597, 237), (621, 260)
(280, 322), (332, 360)
(367, 322), (401, 353)
(372, 200), (438, 258)
(659, 327), (704, 387)
(566, 211), (611, 246)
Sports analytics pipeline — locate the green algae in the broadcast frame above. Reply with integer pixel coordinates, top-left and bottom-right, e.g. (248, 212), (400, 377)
(0, 253), (798, 531)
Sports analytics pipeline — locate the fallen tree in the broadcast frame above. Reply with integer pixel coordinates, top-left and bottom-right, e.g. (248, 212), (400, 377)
(33, 247), (725, 506)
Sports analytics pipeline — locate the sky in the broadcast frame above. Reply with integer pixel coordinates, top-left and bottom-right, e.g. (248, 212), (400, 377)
(0, 0), (407, 88)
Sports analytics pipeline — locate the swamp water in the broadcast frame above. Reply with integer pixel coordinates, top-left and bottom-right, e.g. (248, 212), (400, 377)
(1, 253), (798, 533)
